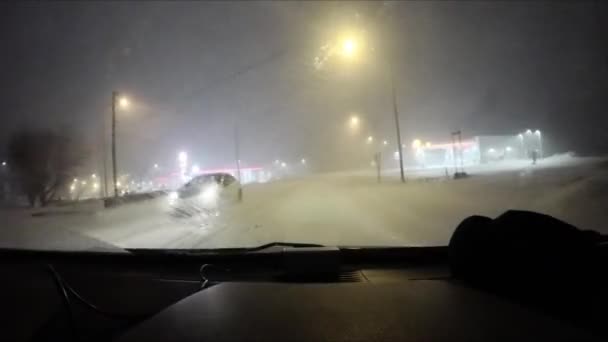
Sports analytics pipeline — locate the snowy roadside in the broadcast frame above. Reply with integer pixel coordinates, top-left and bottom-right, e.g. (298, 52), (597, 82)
(2, 154), (607, 250)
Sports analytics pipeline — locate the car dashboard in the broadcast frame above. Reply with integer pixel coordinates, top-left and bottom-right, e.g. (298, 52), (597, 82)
(1, 246), (603, 341)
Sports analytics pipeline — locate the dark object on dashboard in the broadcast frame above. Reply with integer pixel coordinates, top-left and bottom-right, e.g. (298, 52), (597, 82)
(449, 210), (606, 285)
(448, 210), (608, 336)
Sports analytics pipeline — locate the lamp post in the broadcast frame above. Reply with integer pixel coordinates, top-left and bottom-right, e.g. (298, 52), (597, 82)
(535, 130), (543, 159)
(111, 91), (129, 198)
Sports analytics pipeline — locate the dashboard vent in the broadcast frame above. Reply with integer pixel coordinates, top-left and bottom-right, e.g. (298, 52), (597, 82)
(338, 270), (366, 283)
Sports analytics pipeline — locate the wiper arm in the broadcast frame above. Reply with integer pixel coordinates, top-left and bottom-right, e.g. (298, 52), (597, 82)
(127, 242), (325, 257)
(246, 242), (324, 252)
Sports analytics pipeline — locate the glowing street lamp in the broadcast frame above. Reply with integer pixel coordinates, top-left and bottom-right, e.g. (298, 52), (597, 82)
(383, 140), (388, 146)
(111, 91), (130, 197)
(281, 162), (287, 168)
(366, 136), (373, 144)
(525, 129), (532, 135)
(154, 163), (159, 169)
(118, 97), (129, 108)
(301, 158), (306, 165)
(535, 130), (543, 158)
(341, 38), (357, 58)
(412, 139), (422, 149)
(349, 115), (360, 130)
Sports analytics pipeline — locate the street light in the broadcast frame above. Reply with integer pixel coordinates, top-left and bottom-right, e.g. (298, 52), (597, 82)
(1, 161), (5, 166)
(526, 129), (532, 135)
(192, 164), (200, 174)
(301, 158), (306, 165)
(281, 162), (287, 168)
(118, 97), (129, 108)
(383, 140), (388, 146)
(366, 135), (373, 144)
(412, 139), (422, 149)
(320, 26), (405, 182)
(178, 151), (188, 165)
(341, 38), (357, 57)
(349, 115), (360, 130)
(111, 91), (129, 198)
(535, 130), (543, 158)
(154, 163), (159, 169)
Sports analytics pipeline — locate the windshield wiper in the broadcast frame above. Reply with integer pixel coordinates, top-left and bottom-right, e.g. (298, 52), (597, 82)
(127, 242), (325, 256)
(245, 242), (324, 252)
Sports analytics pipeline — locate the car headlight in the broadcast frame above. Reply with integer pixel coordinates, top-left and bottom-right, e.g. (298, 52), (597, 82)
(168, 191), (178, 204)
(200, 184), (219, 203)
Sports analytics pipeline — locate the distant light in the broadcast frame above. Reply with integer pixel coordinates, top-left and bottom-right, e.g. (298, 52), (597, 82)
(93, 183), (99, 189)
(192, 164), (200, 174)
(168, 191), (178, 201)
(274, 159), (280, 165)
(349, 115), (360, 129)
(70, 185), (75, 192)
(73, 178), (78, 183)
(116, 181), (121, 187)
(154, 163), (159, 169)
(425, 142), (432, 148)
(342, 38), (357, 57)
(91, 174), (97, 178)
(118, 97), (129, 108)
(526, 129), (532, 134)
(412, 139), (422, 149)
(81, 181), (87, 185)
(1, 161), (6, 166)
(131, 180), (136, 185)
(488, 148), (496, 153)
(178, 151), (188, 164)
(281, 162), (287, 168)
(518, 134), (524, 139)
(301, 158), (306, 165)
(383, 140), (388, 146)
(506, 146), (513, 152)
(367, 136), (373, 143)
(535, 130), (541, 135)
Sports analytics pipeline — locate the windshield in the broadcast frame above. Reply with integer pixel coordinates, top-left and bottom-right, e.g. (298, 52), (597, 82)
(1, 1), (607, 251)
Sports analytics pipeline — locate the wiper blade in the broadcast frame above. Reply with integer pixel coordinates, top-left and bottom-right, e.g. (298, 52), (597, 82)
(246, 242), (324, 252)
(127, 242), (325, 256)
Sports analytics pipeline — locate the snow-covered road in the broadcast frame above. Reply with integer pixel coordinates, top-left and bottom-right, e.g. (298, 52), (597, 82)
(2, 154), (607, 251)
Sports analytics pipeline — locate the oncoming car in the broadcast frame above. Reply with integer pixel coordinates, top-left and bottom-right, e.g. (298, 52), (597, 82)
(167, 172), (239, 217)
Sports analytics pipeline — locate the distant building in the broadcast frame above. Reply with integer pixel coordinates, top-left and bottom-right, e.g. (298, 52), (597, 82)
(409, 135), (525, 168)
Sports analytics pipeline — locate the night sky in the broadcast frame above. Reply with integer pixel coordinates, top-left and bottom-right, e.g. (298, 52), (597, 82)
(1, 1), (607, 174)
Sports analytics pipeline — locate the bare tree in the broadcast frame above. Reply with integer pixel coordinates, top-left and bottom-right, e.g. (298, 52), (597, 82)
(8, 129), (86, 207)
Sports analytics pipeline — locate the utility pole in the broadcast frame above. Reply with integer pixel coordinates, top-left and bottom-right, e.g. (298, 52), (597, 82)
(385, 11), (405, 183)
(102, 108), (108, 198)
(111, 91), (118, 198)
(374, 152), (382, 183)
(391, 69), (405, 183)
(234, 122), (243, 201)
